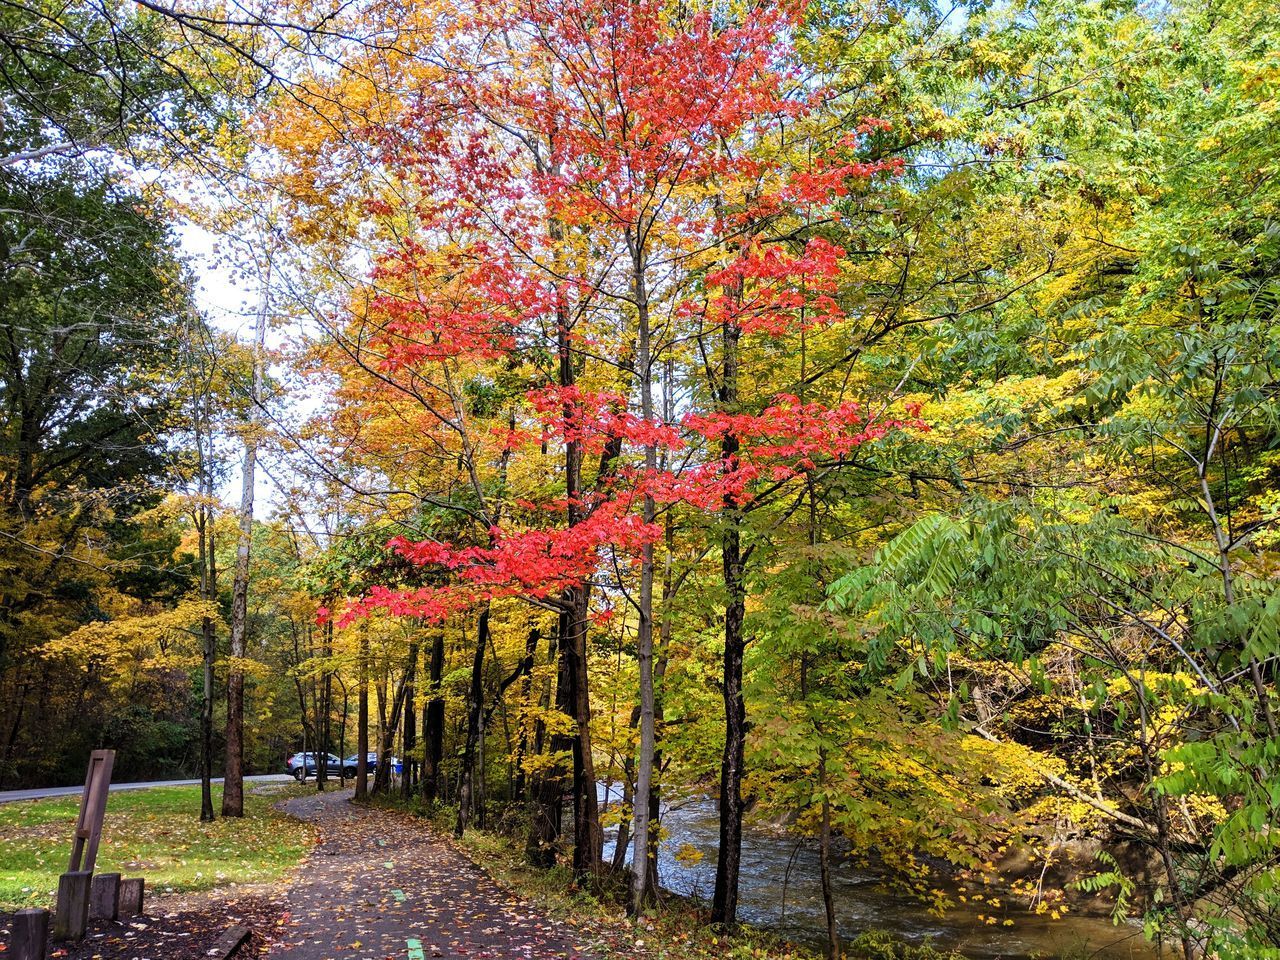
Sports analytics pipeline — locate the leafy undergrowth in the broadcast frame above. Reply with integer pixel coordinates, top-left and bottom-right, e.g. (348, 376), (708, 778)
(451, 824), (811, 960)
(441, 817), (951, 960)
(0, 782), (314, 912)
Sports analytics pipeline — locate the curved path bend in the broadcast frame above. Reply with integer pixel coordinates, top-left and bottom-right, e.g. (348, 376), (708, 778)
(271, 789), (595, 960)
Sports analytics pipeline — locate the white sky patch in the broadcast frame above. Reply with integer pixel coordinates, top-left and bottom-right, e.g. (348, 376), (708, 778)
(177, 220), (259, 335)
(177, 219), (284, 511)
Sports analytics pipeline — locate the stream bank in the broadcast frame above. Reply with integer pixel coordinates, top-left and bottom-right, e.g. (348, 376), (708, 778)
(602, 790), (1160, 960)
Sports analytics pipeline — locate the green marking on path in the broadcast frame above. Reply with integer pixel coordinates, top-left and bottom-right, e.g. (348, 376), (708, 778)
(384, 861), (394, 868)
(392, 888), (406, 902)
(407, 938), (425, 960)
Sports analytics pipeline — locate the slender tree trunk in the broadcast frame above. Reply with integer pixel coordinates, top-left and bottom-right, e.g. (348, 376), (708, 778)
(355, 629), (369, 801)
(712, 314), (747, 927)
(512, 628), (539, 804)
(198, 479), (217, 822)
(291, 629), (316, 784)
(337, 680), (349, 785)
(629, 230), (659, 913)
(373, 664), (411, 796)
(566, 587), (603, 878)
(222, 276), (268, 818)
(423, 632), (445, 803)
(317, 626), (333, 793)
(646, 497), (677, 897)
(401, 641), (419, 801)
(476, 712), (487, 828)
(200, 614), (217, 821)
(456, 606), (490, 836)
(531, 282), (604, 878)
(527, 625), (562, 867)
(612, 746), (635, 873)
(819, 751), (839, 960)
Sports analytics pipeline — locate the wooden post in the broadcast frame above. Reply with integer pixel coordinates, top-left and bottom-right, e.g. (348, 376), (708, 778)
(90, 871), (121, 919)
(68, 749), (115, 874)
(118, 876), (145, 916)
(51, 870), (91, 941)
(10, 908), (49, 960)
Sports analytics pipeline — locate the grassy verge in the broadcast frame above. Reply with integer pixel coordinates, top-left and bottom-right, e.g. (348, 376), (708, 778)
(0, 782), (314, 912)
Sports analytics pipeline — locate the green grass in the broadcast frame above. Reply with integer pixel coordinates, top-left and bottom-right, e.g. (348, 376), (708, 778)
(0, 783), (314, 911)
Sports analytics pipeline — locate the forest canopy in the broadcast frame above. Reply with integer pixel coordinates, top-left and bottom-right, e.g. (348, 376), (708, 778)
(0, 0), (1278, 956)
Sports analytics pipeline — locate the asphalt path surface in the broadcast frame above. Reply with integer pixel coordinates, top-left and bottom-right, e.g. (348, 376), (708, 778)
(270, 788), (595, 959)
(0, 773), (292, 804)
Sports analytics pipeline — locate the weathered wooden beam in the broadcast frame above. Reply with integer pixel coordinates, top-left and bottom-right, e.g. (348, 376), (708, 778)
(68, 749), (115, 874)
(51, 869), (91, 941)
(117, 876), (145, 916)
(9, 907), (49, 960)
(90, 871), (121, 920)
(207, 924), (252, 959)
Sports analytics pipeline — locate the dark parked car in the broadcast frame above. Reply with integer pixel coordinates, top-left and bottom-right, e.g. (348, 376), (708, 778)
(286, 752), (354, 780)
(344, 752), (379, 771)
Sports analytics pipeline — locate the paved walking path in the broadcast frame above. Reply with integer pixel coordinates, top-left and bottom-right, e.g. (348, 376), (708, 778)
(270, 789), (595, 960)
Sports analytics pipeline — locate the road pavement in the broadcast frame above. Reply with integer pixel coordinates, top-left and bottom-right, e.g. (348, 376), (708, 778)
(0, 773), (292, 804)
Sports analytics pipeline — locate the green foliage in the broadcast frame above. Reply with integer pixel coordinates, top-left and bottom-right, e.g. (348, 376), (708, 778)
(845, 932), (963, 960)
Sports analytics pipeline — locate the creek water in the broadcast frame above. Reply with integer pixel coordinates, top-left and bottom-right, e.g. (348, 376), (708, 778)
(600, 789), (1160, 960)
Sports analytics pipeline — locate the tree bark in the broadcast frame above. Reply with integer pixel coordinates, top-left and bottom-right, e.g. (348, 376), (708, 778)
(422, 632), (445, 803)
(628, 228), (659, 914)
(527, 624), (562, 867)
(456, 605), (490, 836)
(222, 277), (268, 818)
(372, 658), (412, 796)
(197, 463), (218, 822)
(512, 627), (539, 805)
(565, 587), (603, 878)
(355, 629), (369, 801)
(819, 752), (839, 960)
(712, 314), (747, 927)
(528, 281), (605, 878)
(200, 613), (217, 822)
(317, 624), (333, 793)
(401, 641), (419, 800)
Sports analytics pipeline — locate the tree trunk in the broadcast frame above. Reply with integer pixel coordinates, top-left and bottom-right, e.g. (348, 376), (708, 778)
(200, 614), (217, 821)
(645, 499), (676, 897)
(456, 605), (490, 836)
(629, 229), (658, 914)
(372, 673), (409, 796)
(611, 751), (634, 873)
(565, 587), (603, 878)
(527, 625), (562, 867)
(819, 752), (839, 960)
(337, 680), (349, 784)
(529, 286), (604, 878)
(355, 629), (369, 801)
(423, 632), (445, 803)
(198, 479), (217, 822)
(317, 627), (333, 793)
(401, 641), (419, 801)
(222, 280), (268, 819)
(712, 314), (746, 927)
(512, 627), (539, 805)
